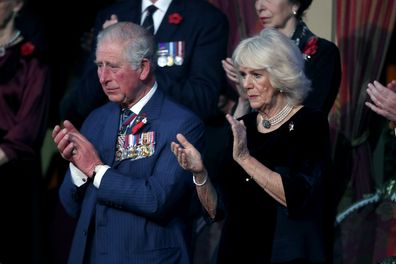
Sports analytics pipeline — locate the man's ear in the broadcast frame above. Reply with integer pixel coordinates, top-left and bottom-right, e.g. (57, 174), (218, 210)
(139, 58), (151, 80)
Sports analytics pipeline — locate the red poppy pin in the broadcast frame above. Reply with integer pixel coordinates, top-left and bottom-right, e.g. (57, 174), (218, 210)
(168, 12), (183, 25)
(20, 42), (35, 57)
(132, 114), (148, 134)
(302, 37), (318, 60)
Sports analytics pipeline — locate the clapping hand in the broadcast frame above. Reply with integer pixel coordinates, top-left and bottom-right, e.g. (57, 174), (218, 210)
(366, 80), (396, 122)
(171, 133), (204, 174)
(226, 114), (250, 163)
(52, 120), (102, 178)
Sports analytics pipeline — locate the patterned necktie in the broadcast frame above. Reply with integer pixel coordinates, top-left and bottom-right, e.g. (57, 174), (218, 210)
(116, 108), (136, 161)
(142, 5), (158, 35)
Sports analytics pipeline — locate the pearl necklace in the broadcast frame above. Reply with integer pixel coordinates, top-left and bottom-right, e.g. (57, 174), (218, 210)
(260, 104), (293, 129)
(0, 30), (21, 57)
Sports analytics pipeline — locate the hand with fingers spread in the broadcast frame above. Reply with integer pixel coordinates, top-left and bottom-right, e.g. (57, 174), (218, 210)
(171, 133), (205, 174)
(52, 120), (102, 178)
(366, 80), (396, 122)
(171, 133), (217, 219)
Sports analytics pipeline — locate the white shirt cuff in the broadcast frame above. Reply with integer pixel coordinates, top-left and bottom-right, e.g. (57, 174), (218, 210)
(93, 164), (110, 188)
(70, 163), (110, 188)
(69, 163), (88, 187)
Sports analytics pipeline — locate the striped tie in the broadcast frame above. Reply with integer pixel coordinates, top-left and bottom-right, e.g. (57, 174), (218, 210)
(142, 5), (158, 34)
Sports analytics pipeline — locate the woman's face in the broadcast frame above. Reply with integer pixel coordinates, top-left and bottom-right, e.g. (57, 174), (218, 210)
(238, 66), (276, 111)
(255, 0), (296, 30)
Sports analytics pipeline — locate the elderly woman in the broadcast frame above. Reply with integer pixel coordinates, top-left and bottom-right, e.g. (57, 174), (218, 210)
(223, 0), (341, 118)
(172, 28), (333, 264)
(0, 0), (50, 262)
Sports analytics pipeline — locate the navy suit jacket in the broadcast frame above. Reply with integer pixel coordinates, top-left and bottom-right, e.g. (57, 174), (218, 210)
(59, 89), (205, 264)
(60, 0), (229, 127)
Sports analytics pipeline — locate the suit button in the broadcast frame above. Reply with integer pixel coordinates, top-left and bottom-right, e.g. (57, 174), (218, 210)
(83, 230), (87, 236)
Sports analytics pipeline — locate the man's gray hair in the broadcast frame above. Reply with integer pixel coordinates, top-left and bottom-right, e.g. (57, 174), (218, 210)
(97, 22), (157, 72)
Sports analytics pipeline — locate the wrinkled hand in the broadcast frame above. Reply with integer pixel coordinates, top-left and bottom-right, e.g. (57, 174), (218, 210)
(226, 114), (249, 163)
(171, 133), (204, 174)
(52, 120), (102, 178)
(366, 80), (396, 122)
(103, 14), (118, 29)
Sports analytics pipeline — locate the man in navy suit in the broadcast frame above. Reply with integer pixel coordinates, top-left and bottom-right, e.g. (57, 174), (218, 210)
(52, 22), (204, 264)
(60, 0), (230, 127)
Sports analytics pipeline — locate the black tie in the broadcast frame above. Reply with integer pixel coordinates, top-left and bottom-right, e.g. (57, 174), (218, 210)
(142, 5), (158, 34)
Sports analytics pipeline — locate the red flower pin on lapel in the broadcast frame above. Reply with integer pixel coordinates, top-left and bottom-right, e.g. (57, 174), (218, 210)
(20, 42), (35, 57)
(302, 37), (318, 61)
(132, 114), (148, 134)
(168, 12), (183, 25)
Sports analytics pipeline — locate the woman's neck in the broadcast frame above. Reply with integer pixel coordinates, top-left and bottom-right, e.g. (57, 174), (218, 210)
(259, 95), (287, 119)
(279, 16), (298, 39)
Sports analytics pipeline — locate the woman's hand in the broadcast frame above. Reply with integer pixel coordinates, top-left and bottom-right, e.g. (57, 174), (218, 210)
(366, 80), (396, 122)
(226, 114), (250, 163)
(171, 133), (205, 173)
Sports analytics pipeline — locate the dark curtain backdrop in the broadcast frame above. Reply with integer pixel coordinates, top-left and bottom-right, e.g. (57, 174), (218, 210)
(331, 0), (396, 263)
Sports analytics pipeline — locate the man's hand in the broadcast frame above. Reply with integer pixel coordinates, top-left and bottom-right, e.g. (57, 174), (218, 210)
(52, 120), (102, 178)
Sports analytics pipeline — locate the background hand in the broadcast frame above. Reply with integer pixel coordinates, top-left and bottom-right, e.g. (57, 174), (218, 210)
(103, 14), (118, 29)
(366, 80), (396, 122)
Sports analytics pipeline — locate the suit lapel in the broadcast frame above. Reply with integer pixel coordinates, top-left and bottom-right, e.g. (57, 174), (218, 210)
(155, 0), (185, 40)
(102, 103), (122, 166)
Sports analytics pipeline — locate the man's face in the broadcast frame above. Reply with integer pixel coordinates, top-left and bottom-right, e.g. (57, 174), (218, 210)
(95, 40), (143, 107)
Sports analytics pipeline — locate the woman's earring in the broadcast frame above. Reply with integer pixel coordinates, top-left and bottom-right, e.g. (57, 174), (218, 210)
(292, 10), (297, 16)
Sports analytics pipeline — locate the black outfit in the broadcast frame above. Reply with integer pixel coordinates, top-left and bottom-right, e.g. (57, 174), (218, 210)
(292, 21), (342, 115)
(0, 39), (50, 263)
(211, 107), (333, 263)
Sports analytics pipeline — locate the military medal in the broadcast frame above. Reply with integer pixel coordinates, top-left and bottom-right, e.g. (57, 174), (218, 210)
(157, 43), (168, 67)
(166, 42), (175, 66)
(174, 41), (184, 66)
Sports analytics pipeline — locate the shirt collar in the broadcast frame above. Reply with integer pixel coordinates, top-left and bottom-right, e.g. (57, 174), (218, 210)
(130, 82), (157, 114)
(142, 0), (172, 14)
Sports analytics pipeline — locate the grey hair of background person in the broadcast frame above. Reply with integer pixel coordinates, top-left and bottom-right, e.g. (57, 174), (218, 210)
(232, 27), (311, 106)
(96, 22), (157, 73)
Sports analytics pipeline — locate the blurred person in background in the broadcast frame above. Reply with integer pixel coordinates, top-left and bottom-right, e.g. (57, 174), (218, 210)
(223, 0), (341, 118)
(0, 0), (50, 262)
